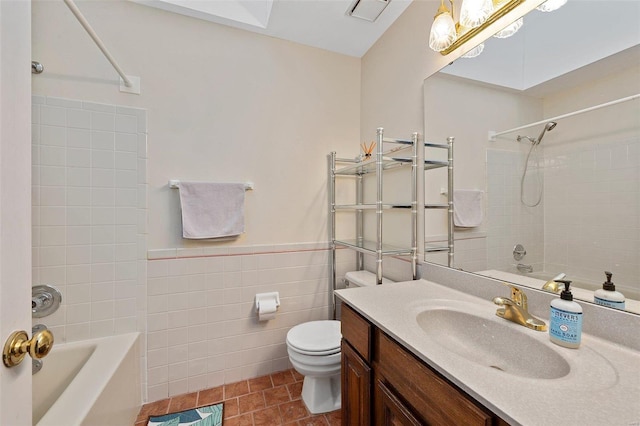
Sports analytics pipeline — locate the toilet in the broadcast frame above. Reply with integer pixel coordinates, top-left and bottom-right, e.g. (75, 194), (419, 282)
(285, 270), (394, 414)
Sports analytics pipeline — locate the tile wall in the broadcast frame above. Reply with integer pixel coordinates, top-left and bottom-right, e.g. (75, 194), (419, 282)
(486, 149), (544, 272)
(423, 234), (487, 272)
(543, 136), (639, 295)
(145, 244), (356, 402)
(31, 95), (148, 390)
(486, 137), (639, 297)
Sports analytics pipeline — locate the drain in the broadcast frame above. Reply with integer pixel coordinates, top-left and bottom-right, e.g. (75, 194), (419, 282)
(489, 365), (505, 371)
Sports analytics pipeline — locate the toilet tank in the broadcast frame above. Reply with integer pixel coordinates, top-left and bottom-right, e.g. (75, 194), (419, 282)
(344, 270), (394, 288)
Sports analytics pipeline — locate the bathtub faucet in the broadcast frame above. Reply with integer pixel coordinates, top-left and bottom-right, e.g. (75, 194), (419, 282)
(517, 263), (533, 273)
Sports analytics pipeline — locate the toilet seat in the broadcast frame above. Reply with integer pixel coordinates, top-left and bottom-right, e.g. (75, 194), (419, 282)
(288, 344), (341, 356)
(286, 320), (341, 355)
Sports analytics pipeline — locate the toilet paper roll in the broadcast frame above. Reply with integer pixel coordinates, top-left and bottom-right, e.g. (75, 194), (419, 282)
(258, 298), (277, 321)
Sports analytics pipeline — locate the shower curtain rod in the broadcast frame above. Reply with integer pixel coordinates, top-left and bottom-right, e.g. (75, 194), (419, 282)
(488, 93), (640, 141)
(63, 0), (139, 93)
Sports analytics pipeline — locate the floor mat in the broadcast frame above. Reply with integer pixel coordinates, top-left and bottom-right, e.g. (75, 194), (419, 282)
(147, 403), (223, 426)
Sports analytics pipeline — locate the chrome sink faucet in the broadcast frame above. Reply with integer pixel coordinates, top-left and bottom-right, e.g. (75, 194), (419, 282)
(493, 285), (547, 331)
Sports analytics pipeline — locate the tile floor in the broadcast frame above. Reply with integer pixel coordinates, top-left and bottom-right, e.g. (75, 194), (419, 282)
(135, 369), (341, 426)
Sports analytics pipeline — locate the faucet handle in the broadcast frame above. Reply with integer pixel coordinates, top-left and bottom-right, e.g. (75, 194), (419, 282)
(509, 285), (527, 309)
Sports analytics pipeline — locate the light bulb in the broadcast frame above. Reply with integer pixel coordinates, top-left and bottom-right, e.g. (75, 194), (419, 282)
(493, 17), (523, 38)
(461, 43), (484, 58)
(460, 0), (494, 28)
(429, 10), (457, 52)
(536, 0), (567, 12)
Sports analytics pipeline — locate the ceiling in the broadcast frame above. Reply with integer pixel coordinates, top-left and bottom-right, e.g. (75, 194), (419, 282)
(131, 0), (413, 57)
(442, 1), (640, 93)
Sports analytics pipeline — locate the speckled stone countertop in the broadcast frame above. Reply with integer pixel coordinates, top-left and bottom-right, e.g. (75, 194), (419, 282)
(335, 279), (640, 426)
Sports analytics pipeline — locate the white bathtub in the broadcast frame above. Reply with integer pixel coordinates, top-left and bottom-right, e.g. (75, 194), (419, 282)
(33, 332), (141, 426)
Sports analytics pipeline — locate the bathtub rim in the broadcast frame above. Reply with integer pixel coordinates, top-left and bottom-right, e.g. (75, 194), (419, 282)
(35, 332), (141, 426)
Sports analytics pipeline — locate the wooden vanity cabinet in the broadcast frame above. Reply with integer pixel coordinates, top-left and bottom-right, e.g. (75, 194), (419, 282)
(341, 304), (509, 426)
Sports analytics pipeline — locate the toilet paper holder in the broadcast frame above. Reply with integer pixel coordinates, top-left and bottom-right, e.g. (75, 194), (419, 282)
(255, 292), (280, 313)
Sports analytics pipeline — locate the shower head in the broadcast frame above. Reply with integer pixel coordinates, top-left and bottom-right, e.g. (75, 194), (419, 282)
(536, 121), (557, 145)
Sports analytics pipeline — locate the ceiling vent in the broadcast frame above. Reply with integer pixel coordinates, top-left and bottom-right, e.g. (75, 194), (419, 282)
(347, 0), (391, 22)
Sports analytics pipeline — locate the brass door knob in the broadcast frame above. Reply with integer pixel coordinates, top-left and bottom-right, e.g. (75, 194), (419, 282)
(3, 329), (54, 368)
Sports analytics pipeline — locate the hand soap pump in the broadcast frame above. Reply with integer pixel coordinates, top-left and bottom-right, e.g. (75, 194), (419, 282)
(549, 280), (582, 349)
(594, 271), (625, 310)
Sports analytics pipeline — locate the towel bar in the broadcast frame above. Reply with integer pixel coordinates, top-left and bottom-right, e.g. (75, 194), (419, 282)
(169, 180), (254, 190)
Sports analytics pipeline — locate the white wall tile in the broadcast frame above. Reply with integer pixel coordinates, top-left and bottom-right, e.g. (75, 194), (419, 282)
(41, 106), (67, 126)
(91, 112), (115, 131)
(67, 149), (91, 168)
(66, 167), (90, 187)
(41, 146), (66, 166)
(47, 97), (82, 109)
(91, 131), (114, 150)
(40, 166), (66, 186)
(116, 115), (138, 133)
(66, 245), (91, 265)
(66, 226), (91, 246)
(40, 125), (66, 146)
(67, 129), (90, 148)
(67, 109), (91, 129)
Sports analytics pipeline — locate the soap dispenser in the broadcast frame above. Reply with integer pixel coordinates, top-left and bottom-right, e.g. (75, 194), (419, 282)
(594, 271), (625, 310)
(549, 280), (582, 349)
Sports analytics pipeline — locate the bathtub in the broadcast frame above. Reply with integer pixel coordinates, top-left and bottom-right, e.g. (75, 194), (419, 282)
(33, 332), (141, 426)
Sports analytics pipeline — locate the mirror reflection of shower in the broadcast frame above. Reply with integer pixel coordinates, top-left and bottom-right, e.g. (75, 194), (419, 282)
(517, 122), (557, 207)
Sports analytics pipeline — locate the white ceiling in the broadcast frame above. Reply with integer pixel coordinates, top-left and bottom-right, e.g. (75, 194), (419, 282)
(442, 1), (640, 92)
(131, 0), (640, 87)
(131, 0), (414, 57)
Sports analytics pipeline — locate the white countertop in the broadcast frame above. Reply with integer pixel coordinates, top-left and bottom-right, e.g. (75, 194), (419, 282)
(336, 279), (640, 426)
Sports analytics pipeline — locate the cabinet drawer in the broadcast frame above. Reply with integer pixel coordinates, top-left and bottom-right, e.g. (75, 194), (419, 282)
(376, 330), (493, 426)
(341, 304), (372, 362)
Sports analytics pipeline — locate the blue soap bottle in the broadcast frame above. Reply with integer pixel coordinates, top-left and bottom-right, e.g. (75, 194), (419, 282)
(549, 280), (582, 349)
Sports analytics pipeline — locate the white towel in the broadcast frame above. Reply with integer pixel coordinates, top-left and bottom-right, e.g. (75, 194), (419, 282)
(178, 182), (245, 239)
(453, 189), (483, 228)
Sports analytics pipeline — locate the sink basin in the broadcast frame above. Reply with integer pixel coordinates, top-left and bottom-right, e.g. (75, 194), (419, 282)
(416, 308), (571, 379)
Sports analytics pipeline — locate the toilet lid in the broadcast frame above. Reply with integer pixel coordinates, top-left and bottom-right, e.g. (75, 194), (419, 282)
(286, 320), (341, 354)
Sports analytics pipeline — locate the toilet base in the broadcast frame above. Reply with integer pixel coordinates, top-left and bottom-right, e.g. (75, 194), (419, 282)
(300, 373), (341, 414)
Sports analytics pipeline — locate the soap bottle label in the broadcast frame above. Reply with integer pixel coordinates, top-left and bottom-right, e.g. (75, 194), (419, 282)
(594, 296), (625, 310)
(550, 307), (582, 345)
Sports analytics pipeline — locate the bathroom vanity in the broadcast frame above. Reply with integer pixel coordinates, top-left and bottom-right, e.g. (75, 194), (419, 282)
(341, 303), (508, 425)
(336, 280), (640, 425)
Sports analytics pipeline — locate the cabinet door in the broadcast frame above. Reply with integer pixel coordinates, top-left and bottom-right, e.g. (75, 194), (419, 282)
(375, 380), (422, 426)
(342, 340), (371, 426)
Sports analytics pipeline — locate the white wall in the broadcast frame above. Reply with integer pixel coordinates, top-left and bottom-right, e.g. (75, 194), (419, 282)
(32, 0), (361, 250)
(31, 0), (363, 403)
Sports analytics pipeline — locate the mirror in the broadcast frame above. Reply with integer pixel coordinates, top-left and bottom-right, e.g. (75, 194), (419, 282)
(422, 0), (640, 314)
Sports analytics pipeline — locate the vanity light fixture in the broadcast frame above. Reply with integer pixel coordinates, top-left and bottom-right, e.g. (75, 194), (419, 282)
(428, 0), (525, 56)
(493, 16), (523, 38)
(428, 0), (458, 52)
(461, 42), (485, 58)
(460, 0), (494, 28)
(536, 0), (567, 12)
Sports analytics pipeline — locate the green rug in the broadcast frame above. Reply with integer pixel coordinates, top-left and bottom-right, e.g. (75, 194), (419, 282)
(147, 403), (223, 426)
